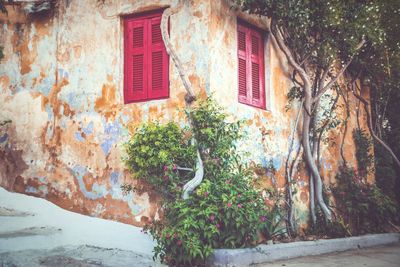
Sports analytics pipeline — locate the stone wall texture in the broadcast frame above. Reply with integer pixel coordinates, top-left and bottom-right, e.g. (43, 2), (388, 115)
(0, 0), (370, 229)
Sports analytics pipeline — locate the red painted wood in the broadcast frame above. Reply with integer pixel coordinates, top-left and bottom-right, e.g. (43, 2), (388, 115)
(124, 11), (169, 104)
(237, 21), (265, 109)
(148, 16), (169, 99)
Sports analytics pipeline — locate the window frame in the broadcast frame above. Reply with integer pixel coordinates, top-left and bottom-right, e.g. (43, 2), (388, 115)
(237, 19), (266, 109)
(123, 9), (169, 104)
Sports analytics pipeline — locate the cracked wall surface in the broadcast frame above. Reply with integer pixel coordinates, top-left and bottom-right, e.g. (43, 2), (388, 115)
(0, 0), (369, 229)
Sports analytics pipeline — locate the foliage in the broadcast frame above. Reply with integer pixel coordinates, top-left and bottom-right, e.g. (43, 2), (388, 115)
(375, 143), (397, 201)
(331, 166), (397, 235)
(125, 98), (277, 266)
(0, 0), (9, 14)
(348, 0), (400, 208)
(353, 129), (374, 176)
(309, 206), (349, 238)
(124, 122), (195, 191)
(237, 0), (384, 71)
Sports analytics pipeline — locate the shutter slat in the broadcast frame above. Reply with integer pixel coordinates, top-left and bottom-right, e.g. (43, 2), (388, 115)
(152, 51), (163, 90)
(252, 62), (260, 99)
(251, 35), (259, 56)
(133, 27), (144, 48)
(133, 54), (144, 91)
(238, 58), (247, 96)
(152, 23), (162, 44)
(238, 31), (246, 51)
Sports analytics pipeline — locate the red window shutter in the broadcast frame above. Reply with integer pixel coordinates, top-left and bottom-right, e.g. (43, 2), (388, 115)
(237, 25), (248, 104)
(124, 11), (169, 104)
(237, 21), (265, 109)
(249, 31), (265, 108)
(148, 16), (169, 99)
(124, 18), (147, 103)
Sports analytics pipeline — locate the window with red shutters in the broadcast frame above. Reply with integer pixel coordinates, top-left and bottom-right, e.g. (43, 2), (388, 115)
(124, 11), (169, 104)
(237, 21), (265, 109)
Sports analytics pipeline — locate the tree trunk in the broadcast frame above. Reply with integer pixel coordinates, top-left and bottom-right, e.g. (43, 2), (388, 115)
(302, 94), (332, 221)
(161, 1), (204, 199)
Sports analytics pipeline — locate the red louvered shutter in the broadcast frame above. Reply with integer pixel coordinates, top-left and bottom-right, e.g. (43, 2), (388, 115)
(237, 21), (265, 109)
(124, 18), (147, 103)
(124, 10), (169, 104)
(148, 16), (169, 99)
(250, 30), (265, 108)
(237, 24), (248, 104)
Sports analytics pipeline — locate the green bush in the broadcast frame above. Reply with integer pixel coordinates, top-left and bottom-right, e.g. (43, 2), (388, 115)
(124, 98), (275, 266)
(124, 122), (196, 190)
(332, 166), (397, 235)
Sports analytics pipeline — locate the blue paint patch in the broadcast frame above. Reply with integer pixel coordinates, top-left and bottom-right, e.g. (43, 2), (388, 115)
(120, 114), (130, 124)
(260, 157), (269, 167)
(100, 138), (114, 155)
(45, 103), (54, 121)
(272, 157), (282, 170)
(38, 185), (48, 196)
(37, 77), (52, 96)
(130, 204), (142, 215)
(59, 118), (67, 130)
(46, 125), (54, 140)
(274, 126), (282, 136)
(82, 122), (94, 135)
(104, 121), (121, 136)
(0, 133), (8, 143)
(58, 68), (69, 79)
(74, 131), (85, 142)
(110, 172), (119, 185)
(38, 176), (47, 183)
(323, 160), (332, 170)
(26, 186), (38, 194)
(71, 165), (107, 200)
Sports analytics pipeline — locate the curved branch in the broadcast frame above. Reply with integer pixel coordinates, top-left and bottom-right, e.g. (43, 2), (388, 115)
(270, 20), (311, 91)
(182, 150), (204, 199)
(352, 86), (400, 169)
(161, 2), (204, 199)
(338, 86), (350, 165)
(313, 39), (366, 103)
(161, 1), (196, 103)
(285, 100), (303, 233)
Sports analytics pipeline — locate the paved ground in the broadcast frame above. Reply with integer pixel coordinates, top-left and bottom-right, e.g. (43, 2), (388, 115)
(257, 243), (400, 267)
(0, 187), (163, 267)
(0, 245), (162, 267)
(1, 188), (399, 267)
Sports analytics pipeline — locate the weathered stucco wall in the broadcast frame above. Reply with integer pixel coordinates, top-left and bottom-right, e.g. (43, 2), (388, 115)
(0, 0), (369, 229)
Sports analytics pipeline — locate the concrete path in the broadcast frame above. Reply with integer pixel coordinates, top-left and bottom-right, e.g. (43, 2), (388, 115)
(0, 187), (164, 267)
(256, 243), (400, 267)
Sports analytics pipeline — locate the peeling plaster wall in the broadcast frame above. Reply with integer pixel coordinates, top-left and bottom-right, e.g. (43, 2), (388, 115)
(0, 0), (211, 226)
(0, 0), (369, 229)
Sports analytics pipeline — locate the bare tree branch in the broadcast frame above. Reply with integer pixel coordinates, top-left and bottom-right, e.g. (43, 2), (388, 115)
(352, 83), (400, 169)
(270, 20), (311, 89)
(161, 1), (196, 103)
(313, 39), (366, 103)
(161, 2), (204, 199)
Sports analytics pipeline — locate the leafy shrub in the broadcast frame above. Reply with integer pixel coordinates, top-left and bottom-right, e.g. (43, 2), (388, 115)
(332, 166), (397, 235)
(124, 98), (274, 266)
(124, 122), (195, 190)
